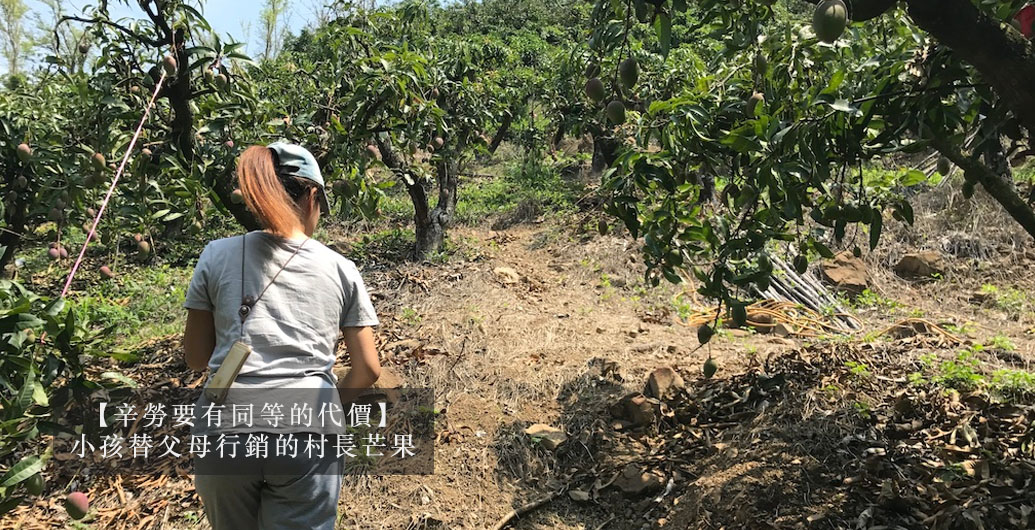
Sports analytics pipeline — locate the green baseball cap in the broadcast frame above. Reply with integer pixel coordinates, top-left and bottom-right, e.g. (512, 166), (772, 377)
(267, 141), (329, 213)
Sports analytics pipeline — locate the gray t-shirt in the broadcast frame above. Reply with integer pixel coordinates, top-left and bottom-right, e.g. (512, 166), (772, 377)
(183, 231), (378, 387)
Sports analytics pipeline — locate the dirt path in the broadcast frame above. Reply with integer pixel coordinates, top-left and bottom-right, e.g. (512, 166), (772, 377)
(338, 224), (801, 530)
(339, 220), (1035, 530)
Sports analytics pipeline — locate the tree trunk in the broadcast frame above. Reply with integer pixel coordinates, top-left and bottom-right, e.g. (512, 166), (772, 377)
(434, 159), (459, 222)
(591, 133), (619, 174)
(164, 30), (259, 232)
(550, 122), (565, 152)
(0, 187), (28, 272)
(413, 159), (459, 259)
(488, 112), (513, 156)
(373, 136), (459, 258)
(407, 175), (440, 259)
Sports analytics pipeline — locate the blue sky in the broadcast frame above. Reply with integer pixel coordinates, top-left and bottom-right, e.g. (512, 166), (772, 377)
(23, 1), (317, 58)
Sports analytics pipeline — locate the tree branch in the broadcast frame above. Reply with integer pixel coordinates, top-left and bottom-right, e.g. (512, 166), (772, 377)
(139, 0), (172, 43)
(851, 82), (986, 105)
(58, 15), (161, 47)
(190, 88), (217, 99)
(932, 137), (1035, 240)
(488, 110), (513, 155)
(373, 135), (433, 241)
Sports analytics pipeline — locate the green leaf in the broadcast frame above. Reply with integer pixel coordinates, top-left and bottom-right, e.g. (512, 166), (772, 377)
(821, 70), (845, 95)
(656, 13), (672, 58)
(895, 200), (914, 225)
(633, 0), (648, 22)
(869, 214), (883, 250)
(793, 255), (808, 274)
(732, 304), (747, 327)
(899, 169), (928, 187)
(813, 241), (835, 259)
(226, 53), (256, 67)
(721, 124), (761, 153)
(44, 298), (64, 317)
(184, 46), (215, 57)
(15, 369), (34, 413)
(100, 372), (137, 388)
(826, 99), (861, 115)
(31, 382), (47, 407)
(0, 495), (25, 517)
(0, 455), (42, 488)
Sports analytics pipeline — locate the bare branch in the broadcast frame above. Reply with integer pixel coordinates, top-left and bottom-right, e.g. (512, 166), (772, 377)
(58, 15), (161, 47)
(190, 88), (217, 99)
(139, 0), (172, 43)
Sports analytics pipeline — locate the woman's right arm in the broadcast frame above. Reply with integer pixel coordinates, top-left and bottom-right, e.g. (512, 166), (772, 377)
(182, 243), (215, 371)
(183, 309), (216, 371)
(337, 326), (381, 405)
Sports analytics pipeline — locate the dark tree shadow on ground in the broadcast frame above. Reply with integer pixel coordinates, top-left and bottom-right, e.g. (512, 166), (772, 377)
(491, 342), (1035, 530)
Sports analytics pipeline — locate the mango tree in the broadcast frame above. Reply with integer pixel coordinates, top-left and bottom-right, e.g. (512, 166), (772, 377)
(66, 0), (265, 228)
(586, 0), (1035, 320)
(1, 0), (265, 268)
(358, 33), (503, 257)
(287, 3), (514, 258)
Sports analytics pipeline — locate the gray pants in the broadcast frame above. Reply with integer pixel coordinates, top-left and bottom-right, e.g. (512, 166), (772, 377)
(194, 448), (342, 529)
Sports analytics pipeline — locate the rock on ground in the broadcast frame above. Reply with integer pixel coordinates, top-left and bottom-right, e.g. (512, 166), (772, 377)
(820, 251), (869, 295)
(610, 393), (657, 428)
(894, 251), (946, 279)
(773, 322), (794, 337)
(492, 266), (521, 285)
(613, 463), (665, 497)
(645, 367), (684, 400)
(524, 423), (568, 451)
(333, 365), (404, 404)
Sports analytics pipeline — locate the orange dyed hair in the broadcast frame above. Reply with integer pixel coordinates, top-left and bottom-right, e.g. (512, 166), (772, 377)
(237, 146), (307, 236)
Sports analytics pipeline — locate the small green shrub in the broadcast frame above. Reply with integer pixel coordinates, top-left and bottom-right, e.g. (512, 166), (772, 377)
(979, 284), (1031, 319)
(932, 350), (984, 392)
(943, 322), (976, 336)
(845, 361), (872, 379)
(985, 334), (1017, 352)
(0, 279), (122, 517)
(908, 371), (927, 386)
(852, 289), (900, 312)
(400, 307), (421, 326)
(991, 369), (1035, 401)
(914, 347), (1035, 402)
